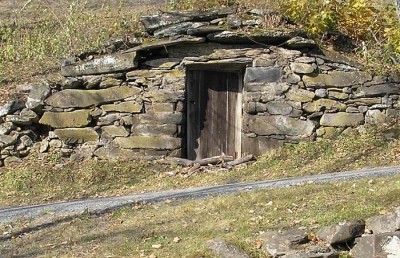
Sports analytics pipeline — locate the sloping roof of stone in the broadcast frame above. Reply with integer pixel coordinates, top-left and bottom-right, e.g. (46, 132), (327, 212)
(61, 7), (318, 76)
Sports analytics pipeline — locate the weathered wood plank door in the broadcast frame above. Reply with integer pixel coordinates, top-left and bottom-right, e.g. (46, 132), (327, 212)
(186, 70), (242, 160)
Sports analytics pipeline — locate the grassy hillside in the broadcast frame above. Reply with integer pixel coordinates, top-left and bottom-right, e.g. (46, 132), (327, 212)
(1, 0), (399, 97)
(1, 124), (400, 206)
(2, 173), (400, 257)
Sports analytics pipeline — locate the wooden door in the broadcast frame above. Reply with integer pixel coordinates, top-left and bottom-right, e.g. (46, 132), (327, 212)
(186, 70), (241, 160)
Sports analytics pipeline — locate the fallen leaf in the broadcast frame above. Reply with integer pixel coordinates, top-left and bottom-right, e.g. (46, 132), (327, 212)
(152, 244), (162, 249)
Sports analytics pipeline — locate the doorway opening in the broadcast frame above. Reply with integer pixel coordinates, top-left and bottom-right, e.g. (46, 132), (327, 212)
(186, 67), (243, 160)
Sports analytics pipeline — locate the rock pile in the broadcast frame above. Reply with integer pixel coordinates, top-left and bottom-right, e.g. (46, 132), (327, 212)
(0, 99), (39, 167)
(206, 206), (400, 258)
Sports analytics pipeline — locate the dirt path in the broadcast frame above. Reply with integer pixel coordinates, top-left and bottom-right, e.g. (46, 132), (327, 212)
(1, 165), (400, 223)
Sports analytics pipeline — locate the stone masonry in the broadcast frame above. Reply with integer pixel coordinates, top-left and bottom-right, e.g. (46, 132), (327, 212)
(0, 7), (400, 165)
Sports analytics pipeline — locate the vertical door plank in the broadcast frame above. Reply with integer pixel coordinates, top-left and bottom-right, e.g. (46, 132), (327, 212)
(187, 69), (241, 160)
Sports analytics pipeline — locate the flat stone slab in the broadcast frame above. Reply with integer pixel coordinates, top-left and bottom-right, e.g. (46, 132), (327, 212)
(357, 83), (400, 97)
(247, 115), (315, 136)
(114, 135), (181, 150)
(304, 99), (347, 113)
(131, 124), (177, 136)
(290, 62), (314, 74)
(366, 207), (400, 234)
(101, 101), (142, 113)
(266, 101), (293, 115)
(244, 67), (282, 83)
(5, 115), (32, 126)
(281, 245), (339, 258)
(144, 90), (185, 102)
(123, 113), (183, 125)
(286, 89), (315, 102)
(61, 52), (138, 77)
(206, 238), (250, 258)
(351, 232), (400, 258)
(140, 7), (234, 33)
(284, 36), (317, 49)
(260, 229), (309, 257)
(45, 86), (140, 108)
(101, 125), (129, 138)
(304, 71), (372, 88)
(187, 25), (225, 36)
(207, 29), (306, 44)
(125, 36), (205, 52)
(317, 219), (365, 245)
(320, 113), (364, 127)
(54, 128), (99, 144)
(39, 110), (91, 128)
(154, 22), (194, 38)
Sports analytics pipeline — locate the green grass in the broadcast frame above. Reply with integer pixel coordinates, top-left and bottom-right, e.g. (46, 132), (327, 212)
(1, 174), (399, 257)
(1, 125), (400, 206)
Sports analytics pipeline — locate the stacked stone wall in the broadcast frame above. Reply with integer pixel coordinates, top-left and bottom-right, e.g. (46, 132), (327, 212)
(1, 7), (400, 165)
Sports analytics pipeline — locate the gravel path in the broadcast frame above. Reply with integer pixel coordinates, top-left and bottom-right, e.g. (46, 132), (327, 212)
(1, 165), (400, 223)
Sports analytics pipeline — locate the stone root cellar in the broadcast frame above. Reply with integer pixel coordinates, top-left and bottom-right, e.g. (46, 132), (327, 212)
(0, 7), (399, 165)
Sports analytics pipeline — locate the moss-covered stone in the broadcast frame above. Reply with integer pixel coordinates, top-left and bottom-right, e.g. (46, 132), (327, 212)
(123, 113), (183, 125)
(320, 113), (364, 127)
(286, 89), (315, 102)
(99, 78), (122, 89)
(303, 99), (347, 113)
(45, 86), (140, 108)
(290, 63), (314, 74)
(152, 103), (175, 112)
(114, 135), (181, 150)
(131, 124), (177, 136)
(54, 128), (99, 144)
(39, 110), (91, 128)
(61, 52), (139, 77)
(144, 90), (184, 102)
(101, 125), (129, 138)
(328, 91), (348, 100)
(303, 71), (372, 88)
(101, 101), (142, 113)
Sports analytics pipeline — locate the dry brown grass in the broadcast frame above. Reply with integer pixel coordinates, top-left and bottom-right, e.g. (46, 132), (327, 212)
(1, 174), (400, 257)
(1, 124), (400, 207)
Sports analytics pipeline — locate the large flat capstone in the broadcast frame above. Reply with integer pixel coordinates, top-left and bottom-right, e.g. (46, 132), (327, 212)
(140, 7), (234, 33)
(45, 86), (140, 108)
(247, 116), (315, 136)
(320, 113), (364, 127)
(114, 135), (181, 150)
(61, 52), (138, 77)
(303, 71), (372, 88)
(39, 110), (91, 128)
(207, 30), (306, 44)
(54, 128), (99, 144)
